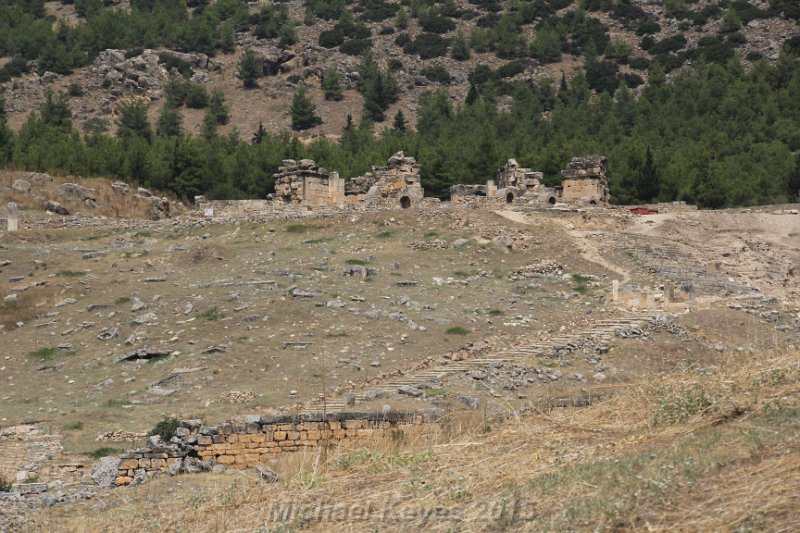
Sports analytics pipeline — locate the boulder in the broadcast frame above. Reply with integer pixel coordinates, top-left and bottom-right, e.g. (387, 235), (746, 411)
(11, 179), (31, 194)
(55, 183), (97, 204)
(91, 456), (121, 488)
(44, 200), (69, 215)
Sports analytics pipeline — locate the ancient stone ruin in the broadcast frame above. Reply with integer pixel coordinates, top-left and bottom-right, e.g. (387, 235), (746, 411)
(105, 411), (440, 487)
(496, 158), (544, 202)
(451, 155), (609, 207)
(347, 151), (424, 208)
(561, 155), (609, 206)
(270, 152), (423, 209)
(271, 159), (344, 206)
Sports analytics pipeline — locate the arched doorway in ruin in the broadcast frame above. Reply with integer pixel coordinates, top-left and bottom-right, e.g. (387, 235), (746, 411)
(506, 192), (514, 204)
(548, 196), (556, 205)
(400, 196), (411, 209)
(589, 200), (597, 206)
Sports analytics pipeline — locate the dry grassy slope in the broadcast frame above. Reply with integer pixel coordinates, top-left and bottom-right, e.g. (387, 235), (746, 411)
(4, 0), (798, 138)
(2, 204), (800, 529)
(25, 339), (800, 531)
(0, 170), (184, 220)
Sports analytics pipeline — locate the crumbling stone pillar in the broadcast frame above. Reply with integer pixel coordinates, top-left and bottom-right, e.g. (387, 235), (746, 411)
(664, 282), (674, 304)
(7, 202), (19, 233)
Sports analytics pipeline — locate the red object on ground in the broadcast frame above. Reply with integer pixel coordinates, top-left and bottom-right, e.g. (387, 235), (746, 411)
(630, 207), (659, 215)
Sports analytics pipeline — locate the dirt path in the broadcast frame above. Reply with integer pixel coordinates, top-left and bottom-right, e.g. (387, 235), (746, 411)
(494, 210), (633, 284)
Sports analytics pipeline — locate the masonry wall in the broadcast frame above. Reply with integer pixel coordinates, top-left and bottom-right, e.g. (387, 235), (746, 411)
(114, 412), (440, 485)
(562, 179), (603, 202)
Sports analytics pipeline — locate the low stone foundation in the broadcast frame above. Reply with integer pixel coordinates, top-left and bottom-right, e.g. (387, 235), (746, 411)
(113, 411), (440, 486)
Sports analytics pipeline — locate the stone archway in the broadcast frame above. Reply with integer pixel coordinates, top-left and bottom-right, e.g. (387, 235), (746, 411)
(400, 196), (411, 209)
(506, 192), (514, 204)
(548, 196), (556, 205)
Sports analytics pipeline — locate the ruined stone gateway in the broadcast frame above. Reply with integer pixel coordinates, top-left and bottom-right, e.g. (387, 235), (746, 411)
(270, 152), (423, 209)
(450, 155), (609, 207)
(560, 155), (609, 206)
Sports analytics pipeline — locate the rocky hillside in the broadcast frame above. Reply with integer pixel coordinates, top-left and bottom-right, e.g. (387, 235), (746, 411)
(1, 0), (799, 139)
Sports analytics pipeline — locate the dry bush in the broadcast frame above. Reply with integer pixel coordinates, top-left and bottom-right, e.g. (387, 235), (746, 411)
(0, 286), (57, 330)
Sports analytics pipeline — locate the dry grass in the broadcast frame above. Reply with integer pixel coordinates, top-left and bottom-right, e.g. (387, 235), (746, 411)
(0, 170), (183, 219)
(29, 345), (800, 532)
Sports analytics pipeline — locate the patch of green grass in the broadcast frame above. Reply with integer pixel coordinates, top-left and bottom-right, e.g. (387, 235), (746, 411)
(345, 258), (368, 266)
(487, 309), (505, 316)
(326, 331), (349, 338)
(63, 421), (84, 431)
(133, 230), (152, 238)
(654, 382), (715, 425)
(115, 296), (131, 305)
(28, 347), (58, 360)
(286, 223), (318, 234)
(304, 237), (334, 244)
(57, 270), (86, 277)
(423, 387), (447, 396)
(88, 447), (122, 459)
(376, 230), (394, 239)
(571, 273), (590, 294)
(80, 234), (107, 241)
(422, 230), (438, 238)
(199, 306), (222, 321)
(453, 270), (477, 279)
(446, 326), (470, 336)
(102, 399), (128, 409)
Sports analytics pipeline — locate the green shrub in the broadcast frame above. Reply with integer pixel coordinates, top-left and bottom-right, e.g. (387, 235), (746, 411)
(403, 33), (448, 59)
(57, 270), (86, 277)
(158, 52), (193, 76)
(88, 447), (122, 459)
(149, 418), (180, 442)
(421, 65), (452, 84)
(446, 326), (470, 336)
(200, 306), (222, 321)
(185, 83), (209, 108)
(63, 421), (84, 431)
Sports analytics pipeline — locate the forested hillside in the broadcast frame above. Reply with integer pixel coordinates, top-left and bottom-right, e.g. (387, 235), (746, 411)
(1, 0), (799, 206)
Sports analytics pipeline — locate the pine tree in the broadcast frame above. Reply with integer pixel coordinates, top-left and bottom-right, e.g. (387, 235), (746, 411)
(156, 104), (183, 137)
(451, 32), (470, 61)
(0, 96), (13, 165)
(201, 109), (218, 140)
(208, 89), (230, 125)
(290, 87), (321, 130)
(322, 66), (344, 101)
(117, 99), (152, 143)
(393, 109), (406, 132)
(41, 89), (72, 130)
(237, 49), (261, 89)
(635, 147), (660, 202)
(465, 83), (479, 105)
(788, 155), (800, 200)
(252, 121), (267, 144)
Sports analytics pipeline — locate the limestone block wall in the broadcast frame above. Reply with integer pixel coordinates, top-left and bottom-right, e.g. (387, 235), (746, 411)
(562, 178), (604, 203)
(113, 411), (440, 485)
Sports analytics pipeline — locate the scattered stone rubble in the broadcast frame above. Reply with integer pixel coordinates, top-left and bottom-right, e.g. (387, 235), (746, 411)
(509, 261), (564, 279)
